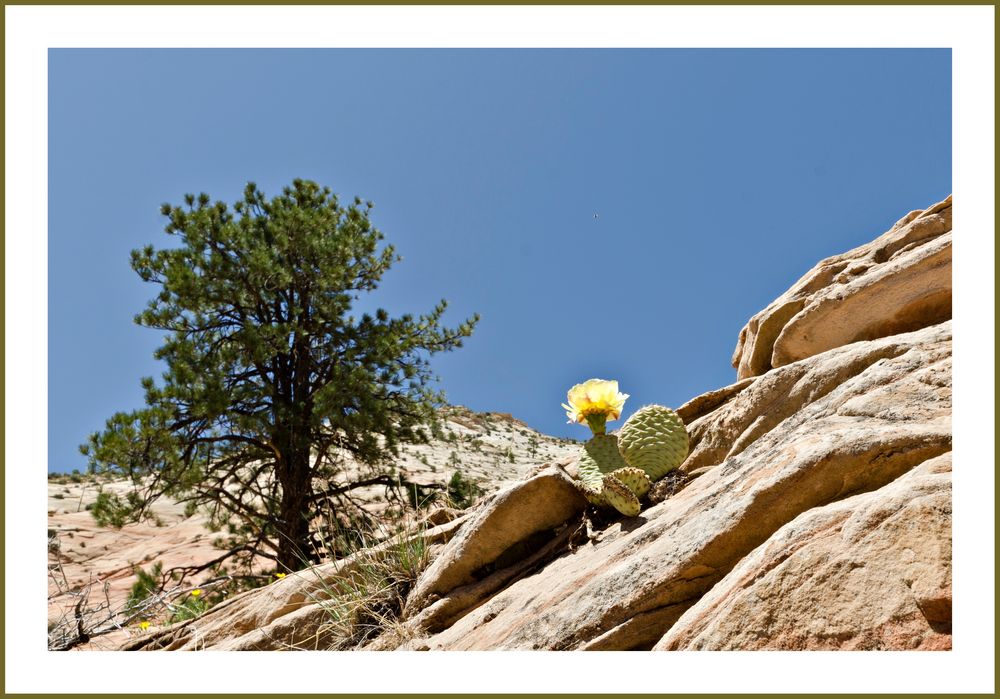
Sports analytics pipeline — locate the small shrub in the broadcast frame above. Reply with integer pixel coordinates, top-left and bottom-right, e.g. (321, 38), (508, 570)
(90, 491), (143, 528)
(170, 589), (210, 623)
(126, 562), (163, 614)
(447, 470), (483, 509)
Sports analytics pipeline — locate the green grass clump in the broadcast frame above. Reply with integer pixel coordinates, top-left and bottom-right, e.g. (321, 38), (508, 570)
(295, 522), (432, 650)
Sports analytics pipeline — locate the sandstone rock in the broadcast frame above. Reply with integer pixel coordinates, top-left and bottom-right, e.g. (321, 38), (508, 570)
(47, 489), (233, 651)
(732, 195), (951, 380)
(656, 452), (952, 650)
(683, 323), (951, 474)
(129, 466), (588, 650)
(400, 322), (950, 650)
(136, 320), (951, 652)
(49, 407), (577, 650)
(676, 376), (755, 424)
(402, 465), (588, 623)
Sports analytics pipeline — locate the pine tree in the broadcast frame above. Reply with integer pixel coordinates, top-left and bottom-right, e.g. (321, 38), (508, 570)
(81, 179), (478, 572)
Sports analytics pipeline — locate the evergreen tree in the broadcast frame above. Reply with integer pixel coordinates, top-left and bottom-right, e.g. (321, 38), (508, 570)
(82, 179), (478, 571)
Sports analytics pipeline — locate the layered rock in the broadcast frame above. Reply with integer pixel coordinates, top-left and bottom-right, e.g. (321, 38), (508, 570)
(399, 322), (951, 650)
(49, 408), (578, 650)
(656, 452), (952, 650)
(732, 196), (951, 380)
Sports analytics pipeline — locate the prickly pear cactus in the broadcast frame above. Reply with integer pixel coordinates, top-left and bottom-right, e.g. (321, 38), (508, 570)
(617, 404), (690, 481)
(575, 434), (652, 517)
(577, 434), (629, 482)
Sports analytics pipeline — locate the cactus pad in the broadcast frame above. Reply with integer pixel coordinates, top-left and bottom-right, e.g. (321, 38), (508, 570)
(578, 434), (631, 485)
(609, 466), (651, 500)
(617, 404), (690, 480)
(574, 435), (651, 517)
(601, 474), (641, 517)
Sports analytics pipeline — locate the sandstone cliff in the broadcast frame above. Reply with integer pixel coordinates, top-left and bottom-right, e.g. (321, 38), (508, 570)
(126, 195), (952, 651)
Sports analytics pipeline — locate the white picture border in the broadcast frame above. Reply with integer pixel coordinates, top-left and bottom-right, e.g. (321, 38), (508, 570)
(6, 4), (994, 695)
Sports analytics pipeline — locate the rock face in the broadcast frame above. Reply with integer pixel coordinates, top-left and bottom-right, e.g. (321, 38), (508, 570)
(403, 322), (951, 650)
(656, 452), (952, 650)
(732, 195), (951, 380)
(130, 196), (952, 651)
(402, 466), (588, 628)
(47, 482), (227, 651)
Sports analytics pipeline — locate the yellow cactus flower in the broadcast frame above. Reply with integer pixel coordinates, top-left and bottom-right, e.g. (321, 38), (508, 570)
(139, 620), (150, 631)
(562, 379), (629, 435)
(190, 589), (202, 598)
(275, 572), (286, 580)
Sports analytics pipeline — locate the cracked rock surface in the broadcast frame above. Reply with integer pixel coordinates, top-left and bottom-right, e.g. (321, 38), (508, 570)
(399, 322), (951, 650)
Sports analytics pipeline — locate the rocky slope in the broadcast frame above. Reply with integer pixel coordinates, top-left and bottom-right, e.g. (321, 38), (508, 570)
(125, 195), (952, 651)
(47, 407), (579, 650)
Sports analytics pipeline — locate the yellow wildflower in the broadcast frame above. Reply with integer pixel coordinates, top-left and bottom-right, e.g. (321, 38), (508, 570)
(562, 379), (629, 435)
(190, 589), (202, 598)
(275, 572), (286, 579)
(139, 620), (150, 631)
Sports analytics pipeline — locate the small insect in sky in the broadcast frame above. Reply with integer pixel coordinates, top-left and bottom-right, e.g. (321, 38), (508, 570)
(593, 213), (599, 220)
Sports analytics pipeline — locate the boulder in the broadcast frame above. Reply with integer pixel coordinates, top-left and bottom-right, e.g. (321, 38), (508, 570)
(401, 465), (588, 630)
(657, 452), (951, 650)
(732, 196), (951, 380)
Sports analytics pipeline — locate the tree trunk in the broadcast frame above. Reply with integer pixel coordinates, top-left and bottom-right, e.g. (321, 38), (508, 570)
(275, 441), (314, 572)
(273, 354), (316, 571)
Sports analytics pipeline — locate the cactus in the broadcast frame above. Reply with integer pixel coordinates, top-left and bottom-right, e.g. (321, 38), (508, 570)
(577, 434), (629, 482)
(617, 404), (689, 480)
(600, 474), (642, 517)
(574, 434), (651, 517)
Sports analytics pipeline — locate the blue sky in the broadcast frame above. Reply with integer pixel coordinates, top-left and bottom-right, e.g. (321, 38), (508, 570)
(48, 48), (951, 472)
